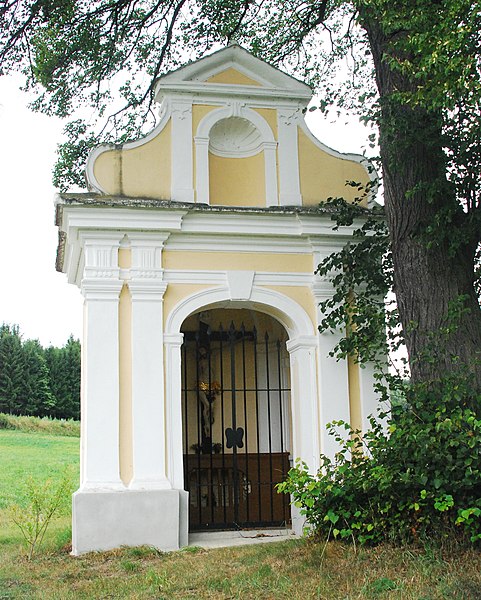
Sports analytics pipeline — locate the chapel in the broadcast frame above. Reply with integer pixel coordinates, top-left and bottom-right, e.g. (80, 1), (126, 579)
(55, 44), (378, 555)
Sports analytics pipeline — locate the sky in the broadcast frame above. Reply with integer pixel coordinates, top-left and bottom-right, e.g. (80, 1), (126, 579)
(0, 73), (373, 348)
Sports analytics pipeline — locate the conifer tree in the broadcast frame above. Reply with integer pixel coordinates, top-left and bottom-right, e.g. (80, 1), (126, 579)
(0, 324), (25, 414)
(45, 337), (81, 419)
(22, 339), (55, 416)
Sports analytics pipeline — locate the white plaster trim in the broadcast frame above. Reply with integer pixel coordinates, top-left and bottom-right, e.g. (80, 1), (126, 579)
(130, 278), (171, 491)
(277, 108), (302, 206)
(64, 207), (186, 232)
(179, 212), (304, 236)
(168, 92), (307, 111)
(311, 280), (336, 300)
(80, 277), (124, 489)
(312, 281), (352, 460)
(164, 270), (314, 287)
(163, 333), (185, 489)
(171, 98), (194, 203)
(226, 270), (254, 300)
(85, 104), (171, 194)
(166, 285), (314, 342)
(165, 235), (310, 254)
(158, 82), (312, 102)
(286, 336), (318, 352)
(288, 336), (321, 473)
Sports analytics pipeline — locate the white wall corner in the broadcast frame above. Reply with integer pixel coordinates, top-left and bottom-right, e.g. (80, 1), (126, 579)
(226, 270), (255, 300)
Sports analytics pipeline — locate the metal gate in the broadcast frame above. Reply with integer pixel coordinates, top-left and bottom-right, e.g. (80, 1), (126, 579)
(182, 320), (291, 530)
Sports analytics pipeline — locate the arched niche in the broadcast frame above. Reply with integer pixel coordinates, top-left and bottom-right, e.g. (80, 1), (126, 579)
(194, 105), (278, 207)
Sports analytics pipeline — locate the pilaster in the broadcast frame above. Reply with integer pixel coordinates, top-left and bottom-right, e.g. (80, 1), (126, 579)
(80, 234), (124, 489)
(164, 332), (185, 490)
(128, 236), (171, 489)
(286, 335), (320, 473)
(312, 279), (351, 461)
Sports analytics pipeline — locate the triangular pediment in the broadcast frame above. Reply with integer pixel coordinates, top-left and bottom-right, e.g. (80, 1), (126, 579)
(154, 44), (312, 102)
(204, 67), (262, 87)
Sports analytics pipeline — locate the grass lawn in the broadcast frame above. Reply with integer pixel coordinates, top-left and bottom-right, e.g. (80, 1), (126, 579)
(1, 425), (481, 599)
(0, 429), (79, 508)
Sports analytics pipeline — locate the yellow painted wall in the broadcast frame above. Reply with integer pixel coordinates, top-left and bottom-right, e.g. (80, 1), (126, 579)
(93, 120), (172, 198)
(206, 68), (262, 87)
(163, 251), (313, 273)
(163, 284), (212, 328)
(192, 104), (218, 132)
(298, 128), (370, 206)
(253, 108), (278, 139)
(209, 152), (266, 206)
(118, 283), (133, 485)
(265, 284), (318, 330)
(118, 248), (131, 269)
(347, 354), (362, 432)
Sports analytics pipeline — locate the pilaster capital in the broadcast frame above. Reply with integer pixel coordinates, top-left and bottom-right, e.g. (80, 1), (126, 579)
(311, 279), (336, 301)
(286, 335), (318, 353)
(129, 279), (168, 301)
(263, 141), (278, 151)
(277, 107), (302, 126)
(127, 233), (170, 281)
(194, 136), (209, 147)
(171, 98), (193, 120)
(80, 232), (122, 282)
(81, 277), (123, 300)
(164, 333), (184, 348)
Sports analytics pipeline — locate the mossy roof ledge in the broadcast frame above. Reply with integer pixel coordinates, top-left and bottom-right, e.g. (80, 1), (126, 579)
(55, 192), (383, 224)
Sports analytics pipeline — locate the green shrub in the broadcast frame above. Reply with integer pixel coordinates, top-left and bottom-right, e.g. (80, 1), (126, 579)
(9, 470), (74, 559)
(278, 379), (481, 545)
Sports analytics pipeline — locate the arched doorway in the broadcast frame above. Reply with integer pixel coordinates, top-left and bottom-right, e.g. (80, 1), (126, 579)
(164, 284), (321, 537)
(181, 308), (292, 530)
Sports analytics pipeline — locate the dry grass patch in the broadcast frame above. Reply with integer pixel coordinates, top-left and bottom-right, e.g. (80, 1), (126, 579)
(0, 414), (80, 437)
(1, 532), (481, 599)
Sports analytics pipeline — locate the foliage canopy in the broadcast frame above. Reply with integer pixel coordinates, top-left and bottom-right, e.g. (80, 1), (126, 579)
(1, 0), (480, 389)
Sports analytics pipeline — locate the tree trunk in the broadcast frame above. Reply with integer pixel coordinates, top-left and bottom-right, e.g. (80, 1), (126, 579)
(361, 18), (481, 396)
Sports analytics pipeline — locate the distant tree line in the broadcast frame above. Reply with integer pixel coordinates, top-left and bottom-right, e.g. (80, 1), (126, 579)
(0, 324), (80, 420)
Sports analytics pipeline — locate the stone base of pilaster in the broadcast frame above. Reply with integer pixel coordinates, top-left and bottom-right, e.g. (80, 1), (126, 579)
(71, 488), (188, 555)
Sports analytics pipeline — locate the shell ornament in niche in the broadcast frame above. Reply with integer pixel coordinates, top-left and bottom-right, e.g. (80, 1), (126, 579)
(209, 117), (263, 158)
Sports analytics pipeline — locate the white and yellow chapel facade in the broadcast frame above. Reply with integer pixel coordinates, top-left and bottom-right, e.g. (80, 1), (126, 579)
(56, 44), (379, 555)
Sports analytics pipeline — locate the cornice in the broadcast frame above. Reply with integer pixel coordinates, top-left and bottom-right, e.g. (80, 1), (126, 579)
(55, 195), (384, 276)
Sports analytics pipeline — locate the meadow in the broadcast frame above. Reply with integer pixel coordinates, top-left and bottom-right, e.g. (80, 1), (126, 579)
(1, 415), (480, 599)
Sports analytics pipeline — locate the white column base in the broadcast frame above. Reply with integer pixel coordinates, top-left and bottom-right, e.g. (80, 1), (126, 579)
(72, 488), (189, 555)
(290, 503), (307, 537)
(128, 478), (172, 491)
(79, 481), (126, 492)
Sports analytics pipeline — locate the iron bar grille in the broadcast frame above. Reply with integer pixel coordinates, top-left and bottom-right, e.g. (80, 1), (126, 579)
(182, 321), (291, 530)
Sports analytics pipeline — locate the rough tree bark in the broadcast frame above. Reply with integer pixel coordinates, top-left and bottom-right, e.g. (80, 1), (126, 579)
(361, 16), (481, 395)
